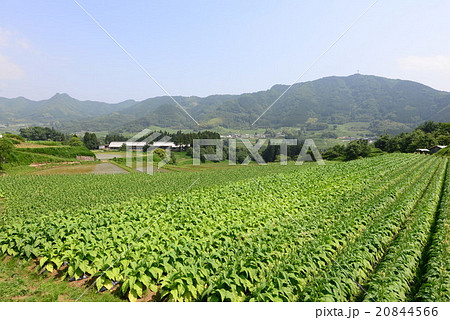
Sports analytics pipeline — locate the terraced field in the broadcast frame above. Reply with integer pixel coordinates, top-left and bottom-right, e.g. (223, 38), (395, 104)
(0, 154), (449, 301)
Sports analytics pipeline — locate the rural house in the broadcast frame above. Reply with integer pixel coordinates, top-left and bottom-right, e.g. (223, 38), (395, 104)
(416, 148), (430, 154)
(429, 145), (447, 154)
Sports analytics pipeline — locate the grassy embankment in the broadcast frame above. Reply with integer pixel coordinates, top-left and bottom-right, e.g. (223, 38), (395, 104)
(1, 137), (96, 175)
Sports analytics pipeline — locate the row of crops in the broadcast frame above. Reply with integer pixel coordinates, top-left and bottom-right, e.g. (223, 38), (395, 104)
(0, 154), (449, 301)
(0, 162), (312, 218)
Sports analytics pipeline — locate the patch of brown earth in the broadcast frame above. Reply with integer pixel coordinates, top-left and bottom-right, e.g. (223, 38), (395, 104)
(57, 294), (71, 302)
(11, 295), (33, 300)
(138, 289), (158, 302)
(29, 161), (80, 168)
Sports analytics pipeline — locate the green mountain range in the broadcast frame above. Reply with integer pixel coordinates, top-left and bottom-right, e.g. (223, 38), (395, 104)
(0, 93), (136, 126)
(1, 74), (450, 133)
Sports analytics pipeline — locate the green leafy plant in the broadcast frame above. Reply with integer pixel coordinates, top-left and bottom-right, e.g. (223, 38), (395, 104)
(0, 154), (449, 301)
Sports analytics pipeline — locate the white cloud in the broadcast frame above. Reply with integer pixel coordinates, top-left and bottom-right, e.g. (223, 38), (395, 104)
(0, 52), (25, 80)
(0, 27), (29, 83)
(398, 55), (450, 73)
(0, 27), (12, 47)
(0, 26), (32, 51)
(16, 39), (31, 50)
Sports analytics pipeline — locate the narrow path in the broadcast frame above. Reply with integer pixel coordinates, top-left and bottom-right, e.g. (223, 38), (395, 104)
(90, 162), (128, 174)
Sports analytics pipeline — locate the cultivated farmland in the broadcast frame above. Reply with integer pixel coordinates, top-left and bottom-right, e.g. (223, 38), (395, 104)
(0, 154), (449, 301)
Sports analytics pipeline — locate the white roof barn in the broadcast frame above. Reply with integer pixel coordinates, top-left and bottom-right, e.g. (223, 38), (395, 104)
(108, 141), (147, 149)
(108, 141), (181, 150)
(109, 142), (125, 149)
(152, 141), (178, 148)
(125, 142), (147, 148)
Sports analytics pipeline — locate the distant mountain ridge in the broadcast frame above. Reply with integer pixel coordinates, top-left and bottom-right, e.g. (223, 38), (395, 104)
(1, 74), (450, 132)
(0, 93), (136, 125)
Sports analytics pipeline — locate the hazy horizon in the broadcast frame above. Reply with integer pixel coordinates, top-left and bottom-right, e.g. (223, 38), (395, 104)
(1, 72), (448, 104)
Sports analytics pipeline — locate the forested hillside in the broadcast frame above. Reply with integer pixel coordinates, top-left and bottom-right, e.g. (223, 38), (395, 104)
(2, 74), (450, 133)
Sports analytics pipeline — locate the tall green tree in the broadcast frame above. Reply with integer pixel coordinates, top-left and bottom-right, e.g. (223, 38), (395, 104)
(19, 127), (66, 141)
(416, 121), (440, 133)
(0, 138), (14, 169)
(83, 132), (100, 150)
(344, 140), (372, 160)
(105, 133), (127, 145)
(374, 122), (447, 153)
(323, 139), (381, 161)
(68, 136), (83, 147)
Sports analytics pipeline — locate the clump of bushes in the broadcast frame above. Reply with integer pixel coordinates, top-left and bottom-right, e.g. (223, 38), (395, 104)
(323, 139), (383, 161)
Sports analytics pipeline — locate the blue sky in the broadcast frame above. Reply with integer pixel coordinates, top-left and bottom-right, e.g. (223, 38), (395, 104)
(0, 0), (449, 102)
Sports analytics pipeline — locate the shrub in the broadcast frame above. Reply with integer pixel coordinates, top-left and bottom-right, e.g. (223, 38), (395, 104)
(0, 139), (14, 169)
(153, 148), (166, 159)
(68, 137), (84, 147)
(3, 134), (25, 142)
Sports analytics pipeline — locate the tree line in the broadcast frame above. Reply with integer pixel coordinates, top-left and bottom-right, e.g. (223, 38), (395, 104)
(17, 127), (100, 150)
(323, 121), (450, 161)
(374, 121), (450, 153)
(323, 140), (383, 161)
(16, 127), (221, 151)
(19, 127), (65, 141)
(136, 130), (220, 146)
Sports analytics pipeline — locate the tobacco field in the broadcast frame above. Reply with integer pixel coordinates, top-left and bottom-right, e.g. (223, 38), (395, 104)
(0, 154), (449, 301)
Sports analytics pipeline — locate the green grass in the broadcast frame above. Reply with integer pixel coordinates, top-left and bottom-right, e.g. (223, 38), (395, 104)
(2, 134), (25, 142)
(4, 151), (74, 169)
(15, 146), (95, 158)
(329, 122), (372, 137)
(93, 150), (126, 155)
(0, 256), (122, 302)
(1, 165), (38, 176)
(1, 146), (97, 175)
(25, 140), (63, 146)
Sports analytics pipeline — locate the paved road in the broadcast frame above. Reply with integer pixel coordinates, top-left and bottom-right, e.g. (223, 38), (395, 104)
(90, 163), (128, 174)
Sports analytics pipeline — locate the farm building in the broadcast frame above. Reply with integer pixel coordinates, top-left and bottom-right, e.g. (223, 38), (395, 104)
(108, 141), (182, 150)
(416, 148), (430, 154)
(108, 141), (147, 150)
(151, 141), (179, 149)
(429, 145), (447, 154)
(108, 142), (125, 150)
